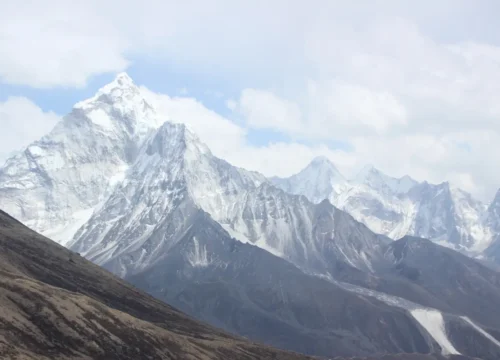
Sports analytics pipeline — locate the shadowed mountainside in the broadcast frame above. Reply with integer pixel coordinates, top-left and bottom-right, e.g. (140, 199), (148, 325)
(0, 209), (480, 360)
(0, 209), (313, 360)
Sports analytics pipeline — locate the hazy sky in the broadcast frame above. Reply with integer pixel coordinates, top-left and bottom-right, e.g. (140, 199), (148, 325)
(2, 1), (500, 200)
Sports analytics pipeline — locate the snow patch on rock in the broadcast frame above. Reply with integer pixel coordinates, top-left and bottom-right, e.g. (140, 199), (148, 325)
(461, 316), (500, 349)
(187, 237), (211, 267)
(410, 309), (460, 355)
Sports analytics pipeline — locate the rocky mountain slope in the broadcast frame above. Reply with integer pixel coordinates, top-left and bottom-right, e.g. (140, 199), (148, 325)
(65, 116), (396, 279)
(484, 190), (500, 263)
(2, 210), (484, 360)
(2, 206), (491, 359)
(0, 209), (315, 360)
(379, 236), (500, 331)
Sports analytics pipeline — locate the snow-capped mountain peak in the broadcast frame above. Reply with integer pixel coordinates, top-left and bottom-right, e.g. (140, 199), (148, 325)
(73, 72), (163, 137)
(113, 71), (134, 86)
(353, 164), (418, 195)
(0, 73), (168, 245)
(306, 156), (346, 183)
(309, 155), (334, 167)
(270, 156), (348, 203)
(75, 72), (138, 108)
(101, 71), (135, 92)
(306, 155), (341, 172)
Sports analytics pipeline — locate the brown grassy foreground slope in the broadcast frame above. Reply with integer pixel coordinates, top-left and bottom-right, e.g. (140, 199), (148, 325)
(0, 210), (477, 360)
(0, 209), (312, 360)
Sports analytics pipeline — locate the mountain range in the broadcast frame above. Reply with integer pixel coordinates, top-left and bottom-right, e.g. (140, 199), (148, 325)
(1, 209), (479, 360)
(272, 157), (500, 259)
(2, 73), (500, 359)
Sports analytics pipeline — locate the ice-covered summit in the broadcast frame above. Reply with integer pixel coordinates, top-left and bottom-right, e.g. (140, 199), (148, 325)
(271, 156), (348, 203)
(73, 72), (163, 137)
(353, 164), (418, 195)
(75, 72), (138, 108)
(0, 73), (165, 245)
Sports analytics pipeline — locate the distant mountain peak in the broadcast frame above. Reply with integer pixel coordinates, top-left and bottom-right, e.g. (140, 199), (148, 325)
(353, 164), (417, 195)
(307, 155), (338, 169)
(354, 164), (385, 182)
(309, 155), (333, 166)
(400, 174), (416, 182)
(301, 156), (345, 182)
(268, 155), (348, 204)
(357, 163), (377, 173)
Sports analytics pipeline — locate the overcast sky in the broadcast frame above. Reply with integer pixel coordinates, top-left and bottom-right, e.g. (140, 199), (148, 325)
(1, 0), (500, 201)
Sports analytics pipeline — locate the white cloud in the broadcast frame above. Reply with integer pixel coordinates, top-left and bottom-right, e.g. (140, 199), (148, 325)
(221, 11), (500, 201)
(237, 89), (303, 134)
(0, 0), (303, 88)
(305, 81), (408, 137)
(232, 83), (408, 139)
(140, 87), (247, 157)
(0, 1), (129, 88)
(226, 100), (237, 111)
(0, 97), (60, 163)
(223, 142), (356, 179)
(345, 131), (500, 200)
(140, 86), (355, 178)
(3, 1), (500, 200)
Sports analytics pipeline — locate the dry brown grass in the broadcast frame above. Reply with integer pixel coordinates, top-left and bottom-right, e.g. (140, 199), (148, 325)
(0, 210), (312, 360)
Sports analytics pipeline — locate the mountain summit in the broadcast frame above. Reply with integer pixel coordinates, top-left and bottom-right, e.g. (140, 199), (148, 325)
(271, 156), (348, 203)
(353, 164), (418, 194)
(0, 73), (163, 245)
